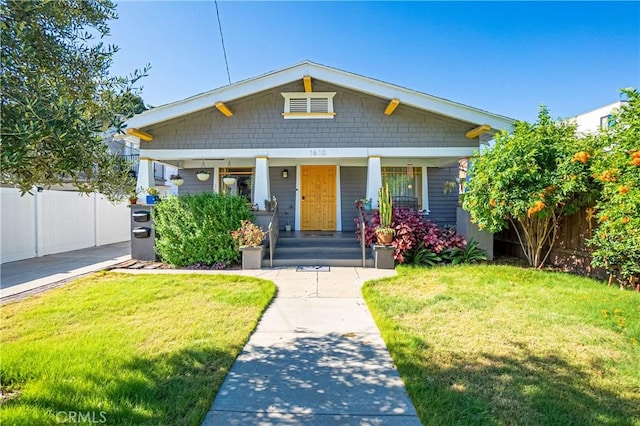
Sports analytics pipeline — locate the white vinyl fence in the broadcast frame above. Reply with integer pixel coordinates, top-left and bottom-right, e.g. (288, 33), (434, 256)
(1, 188), (130, 263)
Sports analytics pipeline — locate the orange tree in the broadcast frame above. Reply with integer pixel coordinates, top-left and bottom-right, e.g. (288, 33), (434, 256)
(589, 89), (640, 285)
(462, 106), (598, 268)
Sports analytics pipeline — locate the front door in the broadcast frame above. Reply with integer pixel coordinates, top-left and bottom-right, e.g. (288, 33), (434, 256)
(300, 165), (336, 231)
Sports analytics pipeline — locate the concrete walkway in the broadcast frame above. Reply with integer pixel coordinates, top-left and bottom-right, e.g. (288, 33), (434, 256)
(0, 241), (130, 300)
(198, 267), (422, 425)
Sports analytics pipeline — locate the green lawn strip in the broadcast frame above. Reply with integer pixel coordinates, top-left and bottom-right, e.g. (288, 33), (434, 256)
(363, 265), (640, 425)
(1, 272), (276, 425)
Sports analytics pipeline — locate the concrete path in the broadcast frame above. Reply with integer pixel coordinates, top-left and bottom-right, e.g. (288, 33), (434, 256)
(0, 241), (130, 300)
(201, 267), (422, 425)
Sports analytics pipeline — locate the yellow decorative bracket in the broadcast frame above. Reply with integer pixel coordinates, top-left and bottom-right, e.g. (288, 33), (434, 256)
(303, 76), (312, 93)
(384, 98), (400, 115)
(126, 128), (153, 142)
(215, 101), (234, 117)
(465, 124), (491, 139)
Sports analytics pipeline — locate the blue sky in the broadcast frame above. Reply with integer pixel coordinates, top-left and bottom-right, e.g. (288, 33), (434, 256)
(108, 1), (639, 122)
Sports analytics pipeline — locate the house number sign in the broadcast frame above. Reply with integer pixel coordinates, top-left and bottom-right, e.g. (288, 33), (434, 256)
(310, 149), (328, 157)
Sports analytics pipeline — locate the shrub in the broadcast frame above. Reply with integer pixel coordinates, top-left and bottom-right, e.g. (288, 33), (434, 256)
(588, 88), (640, 285)
(153, 193), (252, 266)
(356, 208), (466, 263)
(462, 106), (598, 268)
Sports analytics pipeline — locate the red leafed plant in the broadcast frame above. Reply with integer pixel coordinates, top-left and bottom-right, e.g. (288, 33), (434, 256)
(356, 208), (466, 263)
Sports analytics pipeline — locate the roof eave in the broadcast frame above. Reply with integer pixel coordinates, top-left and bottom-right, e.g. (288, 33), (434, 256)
(127, 61), (515, 131)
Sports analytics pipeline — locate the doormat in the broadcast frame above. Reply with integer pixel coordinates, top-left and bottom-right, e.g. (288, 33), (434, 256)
(303, 233), (334, 237)
(296, 266), (330, 272)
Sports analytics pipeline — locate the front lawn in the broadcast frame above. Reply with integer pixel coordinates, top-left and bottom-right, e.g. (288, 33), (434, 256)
(363, 265), (640, 425)
(1, 272), (275, 425)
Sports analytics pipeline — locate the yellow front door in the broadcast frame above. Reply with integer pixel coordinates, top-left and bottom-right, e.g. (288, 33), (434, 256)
(300, 165), (336, 231)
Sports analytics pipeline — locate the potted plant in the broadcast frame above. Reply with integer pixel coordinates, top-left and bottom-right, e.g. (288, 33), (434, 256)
(169, 173), (184, 186)
(128, 188), (140, 205)
(146, 187), (160, 204)
(375, 185), (395, 245)
(232, 220), (266, 269)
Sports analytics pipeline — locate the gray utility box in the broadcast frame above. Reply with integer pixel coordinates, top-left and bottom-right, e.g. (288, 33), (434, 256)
(130, 205), (156, 261)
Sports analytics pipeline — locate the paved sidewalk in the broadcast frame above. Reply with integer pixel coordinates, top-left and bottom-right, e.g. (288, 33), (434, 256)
(0, 241), (130, 300)
(197, 267), (422, 425)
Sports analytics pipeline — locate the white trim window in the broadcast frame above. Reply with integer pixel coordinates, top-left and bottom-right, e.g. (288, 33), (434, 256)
(382, 167), (423, 210)
(281, 92), (336, 119)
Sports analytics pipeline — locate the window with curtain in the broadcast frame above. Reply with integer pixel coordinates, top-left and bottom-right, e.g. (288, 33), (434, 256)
(381, 167), (422, 209)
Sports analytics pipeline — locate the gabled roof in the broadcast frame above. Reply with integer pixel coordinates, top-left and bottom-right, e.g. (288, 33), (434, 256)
(127, 60), (514, 131)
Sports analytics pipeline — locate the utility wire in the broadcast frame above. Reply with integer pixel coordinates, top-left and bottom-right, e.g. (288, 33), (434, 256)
(214, 0), (231, 85)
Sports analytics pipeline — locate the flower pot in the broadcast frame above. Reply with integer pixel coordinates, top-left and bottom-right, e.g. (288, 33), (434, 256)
(146, 195), (155, 205)
(170, 178), (184, 186)
(285, 224), (292, 232)
(240, 245), (265, 270)
(363, 202), (372, 211)
(373, 245), (395, 269)
(129, 198), (137, 205)
(376, 232), (394, 246)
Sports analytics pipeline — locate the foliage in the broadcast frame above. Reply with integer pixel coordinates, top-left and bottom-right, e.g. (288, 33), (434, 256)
(153, 193), (252, 266)
(446, 238), (488, 265)
(463, 105), (599, 268)
(356, 208), (466, 263)
(231, 220), (266, 247)
(0, 0), (149, 201)
(363, 265), (640, 425)
(588, 88), (640, 283)
(1, 272), (275, 425)
(403, 242), (442, 266)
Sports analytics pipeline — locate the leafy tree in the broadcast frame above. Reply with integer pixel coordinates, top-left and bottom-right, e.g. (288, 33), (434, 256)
(463, 106), (598, 268)
(589, 88), (640, 285)
(1, 0), (149, 201)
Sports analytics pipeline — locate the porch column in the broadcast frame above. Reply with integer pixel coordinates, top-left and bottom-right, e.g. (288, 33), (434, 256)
(254, 157), (270, 211)
(366, 156), (382, 208)
(136, 158), (155, 201)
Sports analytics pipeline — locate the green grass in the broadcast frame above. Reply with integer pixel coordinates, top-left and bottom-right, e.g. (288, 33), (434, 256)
(363, 265), (640, 425)
(1, 272), (275, 425)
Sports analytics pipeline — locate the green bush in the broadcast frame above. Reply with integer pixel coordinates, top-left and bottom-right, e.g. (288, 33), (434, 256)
(153, 193), (252, 266)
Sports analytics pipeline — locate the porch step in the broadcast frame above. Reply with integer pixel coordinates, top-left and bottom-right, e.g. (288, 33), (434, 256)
(263, 231), (373, 268)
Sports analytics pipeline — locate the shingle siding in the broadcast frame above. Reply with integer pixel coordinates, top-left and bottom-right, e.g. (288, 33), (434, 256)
(426, 166), (459, 226)
(177, 168), (215, 194)
(141, 80), (475, 151)
(340, 167), (367, 232)
(269, 167), (296, 231)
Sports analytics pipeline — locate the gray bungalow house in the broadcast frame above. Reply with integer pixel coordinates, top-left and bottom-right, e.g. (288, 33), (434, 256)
(125, 61), (513, 250)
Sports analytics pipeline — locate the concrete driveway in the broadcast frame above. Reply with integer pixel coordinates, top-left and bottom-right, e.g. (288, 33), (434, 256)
(0, 241), (130, 300)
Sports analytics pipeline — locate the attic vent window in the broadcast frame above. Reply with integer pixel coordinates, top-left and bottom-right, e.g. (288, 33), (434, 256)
(281, 92), (336, 119)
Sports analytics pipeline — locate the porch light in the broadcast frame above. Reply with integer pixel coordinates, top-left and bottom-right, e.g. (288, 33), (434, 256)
(282, 169), (289, 178)
(196, 160), (210, 181)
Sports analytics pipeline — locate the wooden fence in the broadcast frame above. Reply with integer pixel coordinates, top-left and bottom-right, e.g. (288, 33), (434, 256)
(494, 206), (607, 279)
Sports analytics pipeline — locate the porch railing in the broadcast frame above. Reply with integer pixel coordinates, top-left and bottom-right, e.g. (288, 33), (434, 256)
(357, 205), (367, 268)
(267, 199), (279, 268)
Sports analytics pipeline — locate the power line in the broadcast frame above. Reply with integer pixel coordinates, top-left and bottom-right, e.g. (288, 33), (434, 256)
(214, 0), (231, 85)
